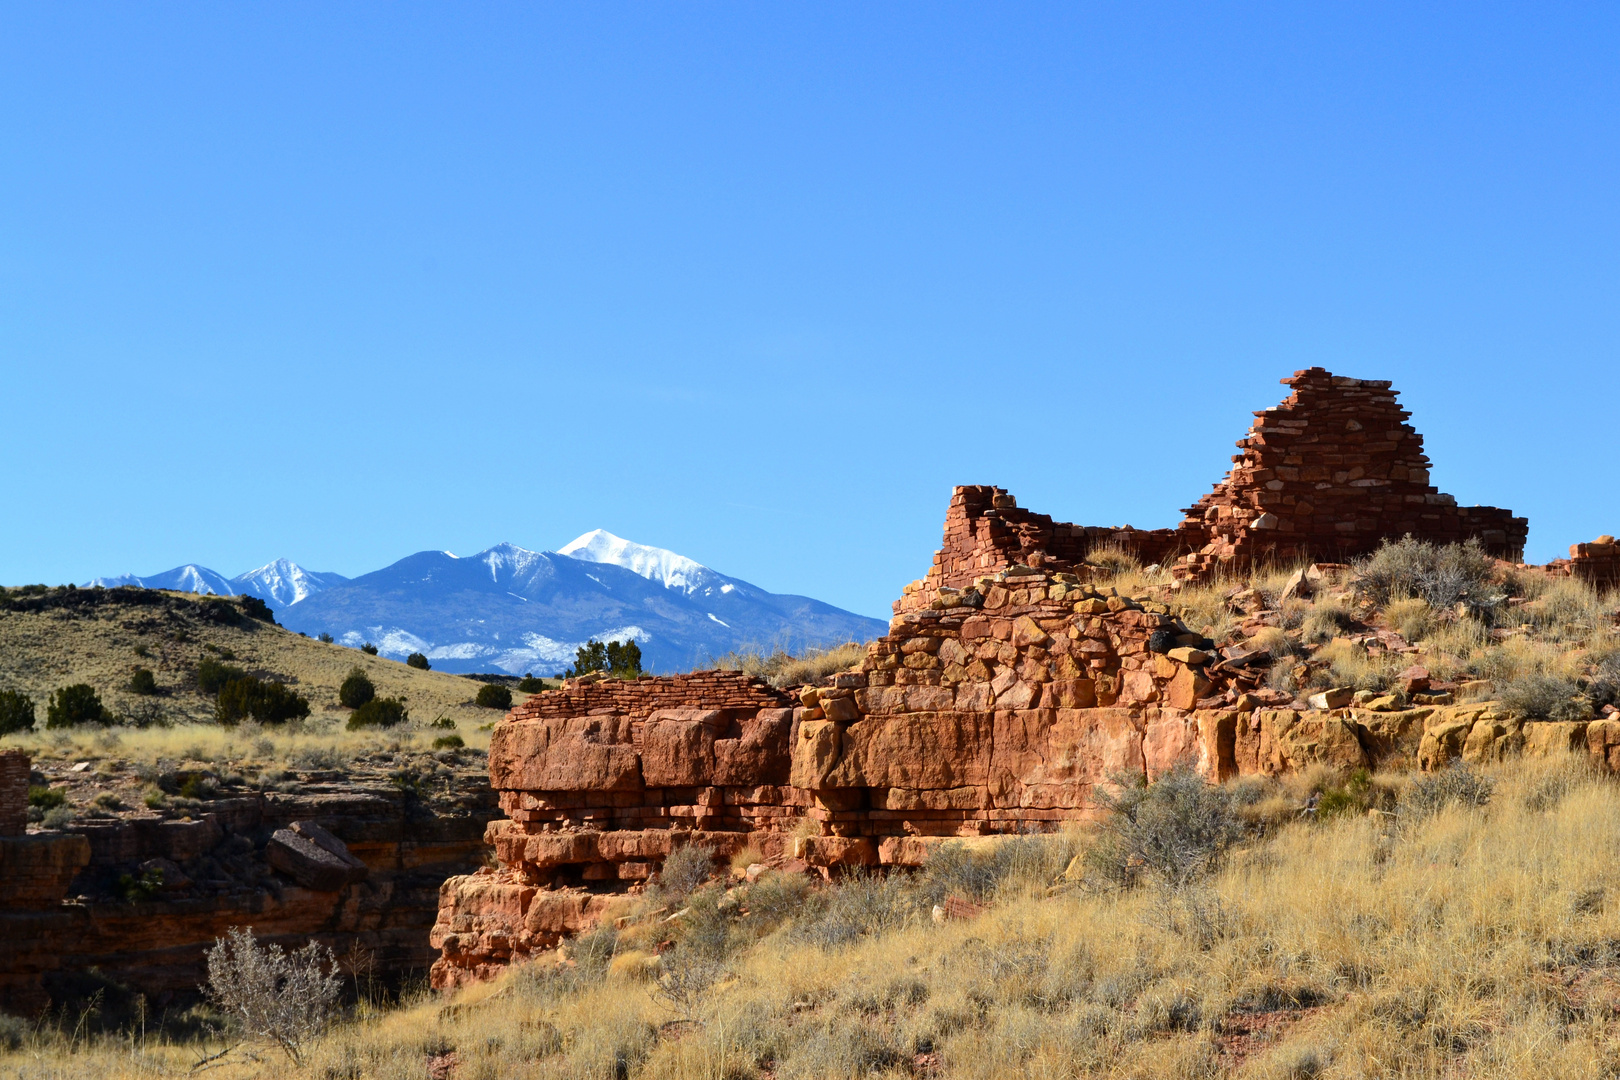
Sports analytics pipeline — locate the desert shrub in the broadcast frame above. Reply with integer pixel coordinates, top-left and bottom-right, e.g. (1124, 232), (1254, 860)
(128, 667), (158, 695)
(1501, 673), (1591, 722)
(517, 675), (546, 693)
(346, 697), (407, 730)
(338, 667), (375, 709)
(791, 870), (916, 950)
(1519, 578), (1613, 643)
(406, 652), (430, 670)
(0, 689), (35, 735)
(197, 657), (247, 695)
(432, 734), (464, 750)
(1084, 768), (1245, 891)
(474, 683), (512, 710)
(1403, 761), (1494, 818)
(1313, 638), (1399, 692)
(1590, 654), (1620, 709)
(918, 834), (1081, 906)
(1301, 601), (1357, 645)
(659, 843), (715, 898)
(360, 642), (379, 656)
(1356, 536), (1503, 620)
(28, 785), (66, 809)
(430, 716), (456, 729)
(204, 926), (341, 1065)
(42, 806), (76, 829)
(290, 745), (345, 771)
(216, 677), (311, 725)
(45, 683), (109, 728)
(317, 632), (333, 644)
(0, 1013), (25, 1052)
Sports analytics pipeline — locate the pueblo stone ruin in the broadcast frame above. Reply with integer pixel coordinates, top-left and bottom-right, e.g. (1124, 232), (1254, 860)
(427, 368), (1572, 987)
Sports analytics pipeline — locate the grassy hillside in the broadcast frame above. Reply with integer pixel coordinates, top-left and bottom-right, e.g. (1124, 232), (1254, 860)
(0, 586), (542, 761)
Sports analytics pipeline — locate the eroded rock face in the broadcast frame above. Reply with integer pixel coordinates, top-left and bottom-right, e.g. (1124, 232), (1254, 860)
(0, 765), (494, 1016)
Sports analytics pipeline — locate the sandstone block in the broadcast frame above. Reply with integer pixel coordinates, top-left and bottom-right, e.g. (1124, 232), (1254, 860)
(490, 716), (642, 792)
(790, 720), (841, 790)
(267, 825), (369, 892)
(1308, 687), (1354, 710)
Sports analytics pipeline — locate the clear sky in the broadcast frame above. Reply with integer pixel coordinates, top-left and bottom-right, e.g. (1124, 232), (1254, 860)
(2, 4), (1616, 620)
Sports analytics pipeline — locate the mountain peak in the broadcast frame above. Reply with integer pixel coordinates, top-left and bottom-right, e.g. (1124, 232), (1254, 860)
(557, 530), (716, 594)
(231, 559), (347, 608)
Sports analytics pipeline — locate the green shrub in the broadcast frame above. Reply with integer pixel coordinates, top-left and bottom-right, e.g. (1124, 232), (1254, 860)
(347, 697), (408, 730)
(516, 675), (546, 693)
(216, 677), (311, 725)
(360, 642), (379, 656)
(46, 683), (109, 728)
(339, 668), (376, 709)
(28, 785), (66, 809)
(474, 683), (512, 710)
(239, 596), (275, 623)
(432, 734), (465, 750)
(197, 657), (247, 695)
(406, 652), (430, 671)
(128, 667), (158, 695)
(429, 716), (456, 730)
(117, 866), (165, 902)
(317, 633), (334, 644)
(0, 690), (35, 735)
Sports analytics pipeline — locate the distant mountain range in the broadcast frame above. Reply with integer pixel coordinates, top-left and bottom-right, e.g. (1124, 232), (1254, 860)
(87, 532), (886, 675)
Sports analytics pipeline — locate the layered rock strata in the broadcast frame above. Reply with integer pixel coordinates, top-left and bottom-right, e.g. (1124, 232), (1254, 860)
(0, 770), (494, 1015)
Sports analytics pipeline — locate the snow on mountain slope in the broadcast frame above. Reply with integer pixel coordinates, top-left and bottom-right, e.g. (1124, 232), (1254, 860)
(557, 530), (721, 595)
(87, 534), (888, 675)
(231, 559), (349, 607)
(87, 564), (239, 596)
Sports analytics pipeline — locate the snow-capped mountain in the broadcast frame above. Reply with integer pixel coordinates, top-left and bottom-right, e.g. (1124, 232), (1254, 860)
(558, 530), (722, 595)
(85, 535), (886, 675)
(89, 564), (240, 596)
(231, 559), (349, 607)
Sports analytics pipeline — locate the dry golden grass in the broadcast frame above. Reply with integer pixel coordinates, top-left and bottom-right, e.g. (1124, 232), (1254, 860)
(704, 641), (869, 689)
(15, 754), (1620, 1078)
(0, 591), (543, 762)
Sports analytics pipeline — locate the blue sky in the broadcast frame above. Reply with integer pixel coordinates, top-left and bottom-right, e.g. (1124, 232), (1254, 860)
(2, 4), (1616, 620)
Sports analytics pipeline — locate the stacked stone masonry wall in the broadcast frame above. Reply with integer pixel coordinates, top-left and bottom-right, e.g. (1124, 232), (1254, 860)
(1570, 537), (1620, 590)
(0, 751), (27, 838)
(430, 366), (1540, 989)
(903, 369), (1526, 607)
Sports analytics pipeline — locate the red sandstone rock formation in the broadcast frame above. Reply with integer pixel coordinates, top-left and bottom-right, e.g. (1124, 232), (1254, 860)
(428, 366), (1539, 988)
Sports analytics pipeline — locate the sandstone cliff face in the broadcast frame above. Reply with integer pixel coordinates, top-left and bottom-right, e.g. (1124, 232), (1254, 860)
(0, 763), (495, 1016)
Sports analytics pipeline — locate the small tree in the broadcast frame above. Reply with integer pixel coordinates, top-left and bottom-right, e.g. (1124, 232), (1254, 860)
(317, 633), (334, 644)
(197, 658), (248, 695)
(475, 683), (512, 710)
(0, 689), (35, 735)
(46, 684), (109, 728)
(347, 697), (408, 730)
(360, 642), (379, 656)
(516, 675), (546, 693)
(565, 638), (643, 678)
(406, 652), (431, 671)
(204, 926), (340, 1065)
(129, 667), (158, 696)
(217, 677), (311, 726)
(339, 668), (376, 709)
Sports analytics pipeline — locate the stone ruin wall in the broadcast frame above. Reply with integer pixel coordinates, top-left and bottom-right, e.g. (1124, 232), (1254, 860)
(429, 366), (1557, 988)
(907, 368), (1527, 607)
(0, 750), (26, 838)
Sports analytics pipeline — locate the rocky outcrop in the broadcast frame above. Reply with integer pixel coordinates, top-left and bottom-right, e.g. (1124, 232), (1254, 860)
(430, 366), (1544, 987)
(0, 759), (494, 1016)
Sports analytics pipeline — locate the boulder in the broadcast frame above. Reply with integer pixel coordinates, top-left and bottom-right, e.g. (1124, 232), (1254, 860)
(267, 821), (369, 892)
